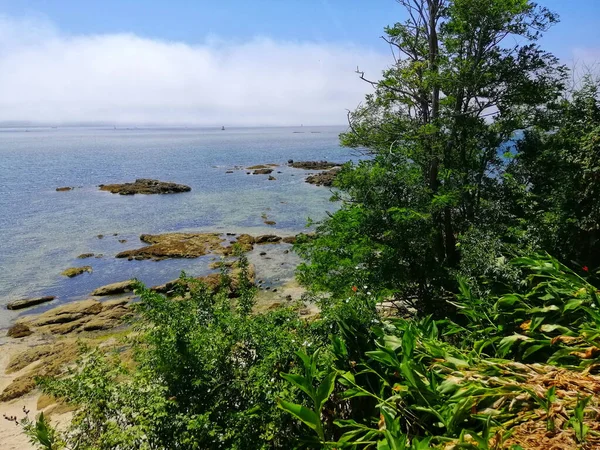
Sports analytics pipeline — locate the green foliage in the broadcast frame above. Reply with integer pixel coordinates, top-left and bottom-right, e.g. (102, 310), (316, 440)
(453, 254), (600, 368)
(278, 350), (337, 443)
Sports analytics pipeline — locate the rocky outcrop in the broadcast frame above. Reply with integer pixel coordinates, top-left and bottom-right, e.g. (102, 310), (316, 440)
(253, 168), (273, 175)
(6, 323), (33, 338)
(305, 167), (341, 187)
(247, 164), (279, 170)
(99, 179), (191, 195)
(1, 342), (80, 401)
(77, 253), (95, 259)
(61, 266), (92, 277)
(289, 161), (341, 170)
(91, 280), (136, 296)
(55, 186), (73, 191)
(16, 298), (131, 336)
(116, 233), (226, 261)
(6, 296), (55, 311)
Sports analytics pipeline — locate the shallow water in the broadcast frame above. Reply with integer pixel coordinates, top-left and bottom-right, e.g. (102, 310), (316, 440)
(0, 126), (353, 327)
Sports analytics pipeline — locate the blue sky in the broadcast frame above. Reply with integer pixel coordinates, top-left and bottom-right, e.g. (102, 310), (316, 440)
(0, 0), (598, 125)
(1, 0), (598, 59)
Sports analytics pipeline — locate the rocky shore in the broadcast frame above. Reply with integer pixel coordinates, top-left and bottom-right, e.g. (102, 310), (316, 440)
(0, 160), (340, 448)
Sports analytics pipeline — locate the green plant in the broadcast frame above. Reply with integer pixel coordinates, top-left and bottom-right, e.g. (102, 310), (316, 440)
(278, 350), (337, 444)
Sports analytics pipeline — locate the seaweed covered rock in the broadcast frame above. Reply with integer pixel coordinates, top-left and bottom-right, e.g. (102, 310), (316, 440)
(99, 179), (191, 195)
(116, 233), (226, 261)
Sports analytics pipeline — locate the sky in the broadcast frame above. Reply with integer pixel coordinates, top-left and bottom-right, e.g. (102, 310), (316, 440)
(0, 0), (598, 126)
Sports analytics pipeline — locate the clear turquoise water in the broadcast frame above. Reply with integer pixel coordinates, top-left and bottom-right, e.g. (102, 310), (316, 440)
(0, 126), (352, 327)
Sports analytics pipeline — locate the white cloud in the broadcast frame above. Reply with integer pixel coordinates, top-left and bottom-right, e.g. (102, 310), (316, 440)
(0, 15), (388, 126)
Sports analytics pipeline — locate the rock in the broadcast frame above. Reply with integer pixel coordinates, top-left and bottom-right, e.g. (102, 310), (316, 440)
(32, 299), (104, 326)
(61, 266), (92, 277)
(0, 376), (36, 401)
(20, 298), (131, 335)
(253, 168), (273, 175)
(6, 323), (33, 338)
(95, 254), (104, 258)
(247, 164), (279, 170)
(305, 167), (341, 187)
(37, 394), (57, 410)
(268, 176), (277, 180)
(260, 252), (267, 256)
(226, 170), (234, 173)
(225, 234), (255, 253)
(255, 235), (282, 244)
(77, 253), (95, 259)
(99, 178), (191, 195)
(91, 280), (136, 296)
(116, 233), (226, 261)
(6, 296), (55, 311)
(55, 186), (73, 191)
(283, 250), (289, 254)
(288, 159), (294, 164)
(118, 239), (127, 243)
(289, 161), (342, 170)
(97, 234), (104, 239)
(1, 342), (80, 401)
(264, 220), (276, 226)
(151, 279), (183, 294)
(282, 236), (296, 244)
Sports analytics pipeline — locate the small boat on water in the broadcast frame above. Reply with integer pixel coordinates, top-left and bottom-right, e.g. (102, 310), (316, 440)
(221, 126), (225, 131)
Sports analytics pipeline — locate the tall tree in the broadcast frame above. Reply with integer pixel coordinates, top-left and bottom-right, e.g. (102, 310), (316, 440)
(297, 0), (566, 314)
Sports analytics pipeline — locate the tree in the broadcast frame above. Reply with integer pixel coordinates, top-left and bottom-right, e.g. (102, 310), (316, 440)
(297, 0), (567, 314)
(507, 75), (600, 271)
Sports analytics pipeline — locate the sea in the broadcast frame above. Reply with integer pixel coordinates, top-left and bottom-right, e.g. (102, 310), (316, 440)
(0, 125), (355, 328)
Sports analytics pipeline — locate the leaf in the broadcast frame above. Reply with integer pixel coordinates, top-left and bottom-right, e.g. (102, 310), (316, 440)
(316, 371), (337, 411)
(522, 343), (549, 360)
(277, 399), (322, 437)
(280, 373), (314, 400)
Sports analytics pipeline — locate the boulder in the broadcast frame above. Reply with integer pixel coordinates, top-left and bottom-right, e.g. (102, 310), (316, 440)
(77, 253), (95, 259)
(61, 266), (92, 277)
(253, 168), (273, 175)
(255, 235), (282, 244)
(55, 186), (73, 192)
(91, 280), (136, 296)
(282, 236), (296, 244)
(264, 220), (276, 226)
(6, 296), (55, 310)
(99, 179), (191, 195)
(305, 168), (341, 187)
(289, 161), (342, 170)
(6, 323), (33, 338)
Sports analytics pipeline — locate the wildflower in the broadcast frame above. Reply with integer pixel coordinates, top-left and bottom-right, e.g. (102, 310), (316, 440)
(583, 266), (589, 272)
(352, 285), (358, 292)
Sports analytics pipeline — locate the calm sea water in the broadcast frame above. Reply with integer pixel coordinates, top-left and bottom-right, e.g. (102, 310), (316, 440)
(0, 126), (353, 328)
